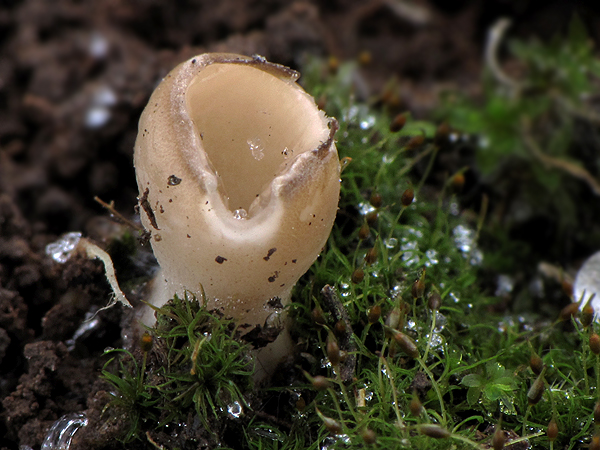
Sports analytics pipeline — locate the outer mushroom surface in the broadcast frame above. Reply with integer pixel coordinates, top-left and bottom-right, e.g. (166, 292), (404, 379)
(134, 53), (340, 376)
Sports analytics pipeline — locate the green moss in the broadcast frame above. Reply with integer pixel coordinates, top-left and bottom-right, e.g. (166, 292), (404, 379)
(102, 22), (600, 448)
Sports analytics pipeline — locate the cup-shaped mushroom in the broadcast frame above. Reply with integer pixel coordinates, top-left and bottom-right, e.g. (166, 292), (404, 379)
(134, 53), (340, 332)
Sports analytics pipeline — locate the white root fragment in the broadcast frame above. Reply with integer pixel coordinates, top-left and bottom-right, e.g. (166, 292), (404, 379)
(77, 237), (132, 310)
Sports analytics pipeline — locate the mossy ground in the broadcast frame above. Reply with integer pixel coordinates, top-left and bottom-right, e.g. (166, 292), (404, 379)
(101, 19), (600, 450)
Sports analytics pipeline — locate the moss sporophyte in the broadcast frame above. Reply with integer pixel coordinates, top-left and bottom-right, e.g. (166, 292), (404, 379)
(91, 25), (600, 448)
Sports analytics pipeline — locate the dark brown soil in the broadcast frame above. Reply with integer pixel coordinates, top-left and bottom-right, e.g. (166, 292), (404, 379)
(1, 1), (599, 449)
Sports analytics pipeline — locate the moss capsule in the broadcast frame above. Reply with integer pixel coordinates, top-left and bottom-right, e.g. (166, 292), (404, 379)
(418, 424), (450, 439)
(312, 375), (332, 391)
(370, 192), (383, 208)
(492, 426), (506, 450)
(352, 268), (365, 284)
(368, 304), (381, 324)
(358, 223), (370, 240)
(409, 393), (423, 416)
(412, 273), (425, 299)
(428, 292), (441, 310)
(312, 307), (326, 325)
(361, 428), (377, 445)
(327, 56), (339, 75)
(358, 50), (372, 66)
(527, 372), (545, 405)
(581, 304), (595, 327)
(391, 329), (419, 359)
(366, 210), (378, 226)
(385, 306), (401, 331)
(590, 333), (600, 355)
(322, 416), (343, 435)
(390, 112), (407, 133)
(406, 135), (425, 150)
(434, 121), (450, 147)
(559, 302), (579, 321)
(365, 247), (378, 265)
(529, 352), (544, 376)
(401, 188), (414, 206)
(547, 417), (558, 442)
(334, 319), (346, 336)
(451, 173), (465, 192)
(140, 331), (153, 353)
(327, 335), (341, 367)
(562, 279), (573, 298)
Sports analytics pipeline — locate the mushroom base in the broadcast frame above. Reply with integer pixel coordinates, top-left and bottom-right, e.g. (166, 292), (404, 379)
(137, 271), (295, 384)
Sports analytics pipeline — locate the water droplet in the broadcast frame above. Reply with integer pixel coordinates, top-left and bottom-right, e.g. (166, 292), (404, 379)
(357, 202), (375, 216)
(452, 224), (483, 265)
(449, 201), (460, 216)
(384, 238), (398, 249)
(495, 274), (515, 296)
(343, 105), (360, 123)
(360, 115), (376, 130)
(45, 232), (82, 263)
(425, 249), (439, 266)
(247, 137), (264, 160)
(233, 209), (248, 220)
(227, 401), (243, 419)
(85, 106), (110, 129)
(89, 32), (109, 59)
(574, 250), (600, 314)
(382, 154), (395, 164)
(478, 134), (490, 149)
(93, 86), (117, 107)
(66, 311), (101, 351)
(400, 239), (420, 267)
(41, 412), (87, 450)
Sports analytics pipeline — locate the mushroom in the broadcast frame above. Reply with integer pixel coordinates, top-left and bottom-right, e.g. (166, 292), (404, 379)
(134, 53), (340, 378)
